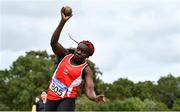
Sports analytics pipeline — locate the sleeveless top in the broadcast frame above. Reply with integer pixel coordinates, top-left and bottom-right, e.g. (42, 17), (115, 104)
(47, 54), (87, 100)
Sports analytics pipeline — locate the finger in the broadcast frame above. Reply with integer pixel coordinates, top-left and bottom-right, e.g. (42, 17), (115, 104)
(102, 97), (106, 102)
(66, 15), (72, 20)
(65, 15), (72, 21)
(99, 95), (105, 97)
(98, 97), (105, 103)
(100, 96), (106, 103)
(61, 7), (66, 18)
(61, 7), (64, 13)
(62, 12), (66, 18)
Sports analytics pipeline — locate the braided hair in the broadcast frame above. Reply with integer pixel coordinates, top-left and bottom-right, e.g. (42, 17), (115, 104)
(68, 33), (95, 56)
(79, 40), (95, 56)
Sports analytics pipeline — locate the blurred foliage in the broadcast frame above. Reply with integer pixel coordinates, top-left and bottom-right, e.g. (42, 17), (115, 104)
(154, 74), (180, 109)
(172, 98), (180, 111)
(0, 50), (55, 110)
(106, 78), (134, 100)
(0, 50), (179, 111)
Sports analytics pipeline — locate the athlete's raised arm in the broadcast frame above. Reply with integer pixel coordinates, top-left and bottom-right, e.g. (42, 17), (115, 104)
(50, 7), (72, 57)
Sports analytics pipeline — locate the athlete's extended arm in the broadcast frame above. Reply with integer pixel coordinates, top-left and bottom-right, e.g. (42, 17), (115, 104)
(50, 7), (72, 57)
(84, 66), (105, 103)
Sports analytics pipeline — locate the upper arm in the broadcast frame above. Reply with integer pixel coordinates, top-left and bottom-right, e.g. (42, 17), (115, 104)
(51, 42), (68, 57)
(84, 66), (94, 91)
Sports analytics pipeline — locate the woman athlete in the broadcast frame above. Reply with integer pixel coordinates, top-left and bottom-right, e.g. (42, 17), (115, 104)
(45, 6), (105, 111)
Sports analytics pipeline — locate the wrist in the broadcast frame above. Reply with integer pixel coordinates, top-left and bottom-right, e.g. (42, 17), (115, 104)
(87, 94), (97, 102)
(60, 19), (66, 24)
(91, 96), (97, 102)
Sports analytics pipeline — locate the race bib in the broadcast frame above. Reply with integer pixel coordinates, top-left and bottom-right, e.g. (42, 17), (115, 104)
(50, 78), (68, 98)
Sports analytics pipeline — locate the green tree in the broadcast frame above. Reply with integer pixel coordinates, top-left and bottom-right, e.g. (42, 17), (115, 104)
(154, 101), (169, 111)
(154, 74), (178, 109)
(106, 78), (134, 100)
(132, 81), (155, 100)
(143, 99), (169, 111)
(143, 99), (156, 110)
(96, 80), (111, 96)
(172, 98), (180, 111)
(0, 70), (10, 110)
(0, 50), (55, 110)
(175, 76), (180, 98)
(121, 97), (144, 111)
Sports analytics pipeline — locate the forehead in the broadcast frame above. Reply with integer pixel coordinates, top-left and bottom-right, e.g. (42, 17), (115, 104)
(77, 43), (90, 55)
(77, 43), (89, 50)
(41, 91), (47, 94)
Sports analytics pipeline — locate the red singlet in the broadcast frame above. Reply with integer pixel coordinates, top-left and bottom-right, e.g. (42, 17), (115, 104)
(47, 54), (87, 100)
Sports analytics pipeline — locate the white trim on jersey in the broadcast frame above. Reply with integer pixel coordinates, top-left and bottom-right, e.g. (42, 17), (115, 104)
(67, 74), (82, 96)
(67, 64), (88, 96)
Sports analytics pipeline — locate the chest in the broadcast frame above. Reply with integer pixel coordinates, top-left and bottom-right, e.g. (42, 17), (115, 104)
(62, 64), (83, 78)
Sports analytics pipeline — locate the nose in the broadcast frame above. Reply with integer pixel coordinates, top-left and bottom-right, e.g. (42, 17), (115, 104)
(77, 50), (82, 55)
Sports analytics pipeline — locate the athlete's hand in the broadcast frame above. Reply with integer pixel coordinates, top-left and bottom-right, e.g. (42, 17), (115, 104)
(61, 7), (72, 22)
(95, 95), (106, 103)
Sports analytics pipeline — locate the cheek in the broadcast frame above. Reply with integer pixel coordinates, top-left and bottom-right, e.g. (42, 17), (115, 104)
(83, 53), (89, 58)
(41, 95), (47, 98)
(79, 56), (86, 60)
(78, 55), (87, 62)
(81, 53), (88, 59)
(74, 50), (77, 53)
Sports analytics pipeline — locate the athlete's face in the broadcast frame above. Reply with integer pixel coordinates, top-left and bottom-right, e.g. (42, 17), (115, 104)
(73, 43), (90, 63)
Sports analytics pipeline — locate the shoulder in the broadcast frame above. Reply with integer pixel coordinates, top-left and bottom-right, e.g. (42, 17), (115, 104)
(54, 53), (72, 68)
(84, 65), (93, 76)
(82, 65), (93, 79)
(84, 65), (92, 73)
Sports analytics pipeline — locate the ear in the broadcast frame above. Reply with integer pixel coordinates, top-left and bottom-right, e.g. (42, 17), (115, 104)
(85, 58), (89, 61)
(86, 55), (90, 58)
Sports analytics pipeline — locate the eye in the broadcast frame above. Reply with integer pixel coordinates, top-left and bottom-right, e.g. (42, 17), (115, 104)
(76, 47), (80, 51)
(81, 50), (86, 54)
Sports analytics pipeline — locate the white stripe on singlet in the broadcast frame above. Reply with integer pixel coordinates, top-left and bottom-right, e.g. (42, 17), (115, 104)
(67, 64), (87, 96)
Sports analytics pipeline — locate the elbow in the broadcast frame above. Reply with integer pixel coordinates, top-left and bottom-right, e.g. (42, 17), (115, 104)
(50, 43), (56, 50)
(50, 38), (56, 47)
(50, 34), (57, 47)
(50, 41), (54, 47)
(50, 38), (54, 47)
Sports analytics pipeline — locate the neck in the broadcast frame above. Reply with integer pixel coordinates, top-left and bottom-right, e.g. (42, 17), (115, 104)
(71, 57), (85, 65)
(42, 98), (46, 103)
